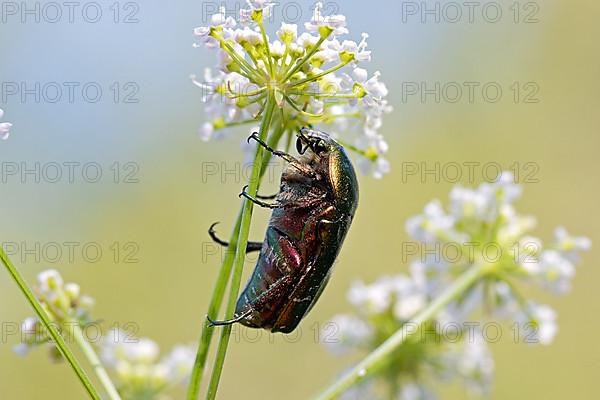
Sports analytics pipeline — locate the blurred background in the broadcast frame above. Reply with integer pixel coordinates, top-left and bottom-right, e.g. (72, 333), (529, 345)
(1, 0), (598, 398)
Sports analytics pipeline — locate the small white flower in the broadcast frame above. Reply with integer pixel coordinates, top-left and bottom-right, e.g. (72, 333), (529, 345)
(343, 69), (388, 102)
(64, 283), (81, 300)
(124, 338), (160, 364)
(21, 317), (39, 333)
(240, 0), (274, 25)
(296, 32), (320, 49)
(101, 333), (194, 396)
(410, 257), (449, 297)
(210, 6), (236, 27)
(519, 303), (558, 345)
(193, 7), (237, 48)
(405, 200), (462, 243)
(102, 332), (159, 367)
(199, 122), (214, 141)
(277, 22), (298, 43)
(347, 279), (391, 314)
(554, 226), (591, 262)
(496, 206), (537, 244)
(456, 334), (494, 394)
(338, 34), (371, 63)
(495, 171), (522, 203)
(324, 315), (372, 355)
(0, 108), (12, 140)
(13, 343), (31, 357)
(513, 236), (543, 274)
(159, 345), (196, 382)
(537, 250), (575, 294)
(270, 40), (285, 58)
(356, 137), (390, 180)
(37, 269), (64, 294)
(305, 2), (349, 37)
(393, 290), (426, 321)
(234, 26), (262, 46)
(449, 186), (492, 221)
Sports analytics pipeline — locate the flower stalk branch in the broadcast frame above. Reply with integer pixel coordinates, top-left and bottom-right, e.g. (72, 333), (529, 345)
(70, 320), (122, 400)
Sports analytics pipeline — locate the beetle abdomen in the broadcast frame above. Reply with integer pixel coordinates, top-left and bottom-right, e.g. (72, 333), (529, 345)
(234, 226), (303, 330)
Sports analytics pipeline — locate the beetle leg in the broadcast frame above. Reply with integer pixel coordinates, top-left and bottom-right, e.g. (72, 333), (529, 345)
(256, 192), (279, 200)
(239, 185), (279, 209)
(206, 308), (254, 327)
(248, 132), (297, 163)
(208, 222), (263, 253)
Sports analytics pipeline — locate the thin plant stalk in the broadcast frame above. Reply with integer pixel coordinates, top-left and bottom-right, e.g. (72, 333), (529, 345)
(0, 247), (103, 400)
(314, 263), (488, 400)
(187, 121), (287, 400)
(205, 94), (277, 400)
(70, 321), (122, 400)
(186, 209), (243, 400)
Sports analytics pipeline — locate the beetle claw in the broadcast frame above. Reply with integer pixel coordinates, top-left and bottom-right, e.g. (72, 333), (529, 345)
(238, 185), (249, 198)
(247, 131), (259, 144)
(208, 222), (263, 253)
(208, 222), (228, 247)
(206, 310), (252, 327)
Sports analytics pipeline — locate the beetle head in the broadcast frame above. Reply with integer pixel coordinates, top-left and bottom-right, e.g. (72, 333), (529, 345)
(295, 128), (334, 157)
(295, 128), (359, 216)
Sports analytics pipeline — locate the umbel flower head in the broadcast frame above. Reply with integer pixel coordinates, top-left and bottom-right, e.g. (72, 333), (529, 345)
(326, 267), (495, 399)
(192, 2), (392, 178)
(324, 173), (590, 398)
(0, 108), (13, 140)
(405, 171), (590, 344)
(14, 269), (94, 359)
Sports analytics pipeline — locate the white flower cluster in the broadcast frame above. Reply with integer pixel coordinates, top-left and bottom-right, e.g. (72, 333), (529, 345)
(326, 266), (494, 398)
(405, 171), (590, 344)
(101, 332), (195, 399)
(0, 108), (13, 140)
(13, 269), (195, 399)
(14, 269), (94, 358)
(192, 2), (392, 178)
(324, 173), (590, 398)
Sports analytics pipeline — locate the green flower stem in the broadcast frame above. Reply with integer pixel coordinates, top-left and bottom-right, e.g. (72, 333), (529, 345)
(215, 36), (264, 83)
(186, 209), (243, 400)
(205, 94), (277, 400)
(283, 35), (328, 81)
(227, 86), (266, 100)
(0, 247), (102, 400)
(289, 61), (350, 88)
(186, 114), (286, 400)
(258, 21), (275, 76)
(314, 263), (488, 400)
(70, 321), (122, 400)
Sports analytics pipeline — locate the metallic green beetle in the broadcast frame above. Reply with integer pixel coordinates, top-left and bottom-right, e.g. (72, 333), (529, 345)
(209, 128), (359, 333)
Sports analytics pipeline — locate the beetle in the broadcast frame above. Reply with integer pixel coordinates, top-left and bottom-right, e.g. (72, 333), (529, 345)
(208, 128), (359, 333)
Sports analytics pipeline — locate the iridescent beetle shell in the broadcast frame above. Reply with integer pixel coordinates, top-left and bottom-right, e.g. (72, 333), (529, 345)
(210, 128), (358, 333)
